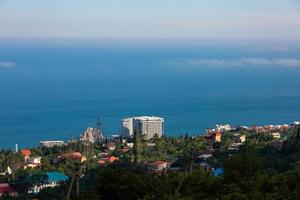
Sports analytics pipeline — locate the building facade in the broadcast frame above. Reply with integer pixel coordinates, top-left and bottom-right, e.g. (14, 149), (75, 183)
(40, 141), (65, 148)
(121, 118), (134, 137)
(121, 116), (164, 140)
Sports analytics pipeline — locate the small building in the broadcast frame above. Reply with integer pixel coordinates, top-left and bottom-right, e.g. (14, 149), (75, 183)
(21, 149), (31, 161)
(126, 143), (134, 148)
(61, 152), (86, 162)
(40, 141), (65, 148)
(29, 172), (68, 194)
(271, 132), (281, 139)
(107, 142), (116, 151)
(216, 124), (232, 132)
(98, 156), (119, 165)
(205, 132), (222, 144)
(215, 132), (222, 142)
(97, 152), (109, 158)
(293, 121), (300, 126)
(146, 161), (171, 171)
(28, 156), (41, 164)
(233, 134), (246, 143)
(146, 143), (156, 147)
(24, 156), (42, 169)
(0, 183), (18, 197)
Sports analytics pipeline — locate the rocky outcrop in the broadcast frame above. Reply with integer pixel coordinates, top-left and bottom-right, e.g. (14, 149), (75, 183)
(80, 127), (103, 143)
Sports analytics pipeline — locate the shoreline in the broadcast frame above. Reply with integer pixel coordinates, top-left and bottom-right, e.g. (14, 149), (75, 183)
(1, 119), (298, 150)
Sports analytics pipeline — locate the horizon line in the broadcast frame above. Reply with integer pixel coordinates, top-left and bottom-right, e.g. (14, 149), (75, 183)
(1, 37), (300, 45)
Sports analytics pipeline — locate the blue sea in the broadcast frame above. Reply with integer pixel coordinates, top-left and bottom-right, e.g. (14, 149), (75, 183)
(1, 40), (300, 149)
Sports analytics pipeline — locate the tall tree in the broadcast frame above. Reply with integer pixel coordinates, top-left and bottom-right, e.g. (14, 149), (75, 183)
(133, 128), (142, 166)
(296, 125), (300, 141)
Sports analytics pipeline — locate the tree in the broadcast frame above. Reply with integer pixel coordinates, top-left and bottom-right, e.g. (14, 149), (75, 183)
(223, 152), (261, 183)
(133, 128), (142, 166)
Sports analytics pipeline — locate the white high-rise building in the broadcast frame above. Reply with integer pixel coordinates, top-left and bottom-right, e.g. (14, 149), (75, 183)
(121, 116), (164, 140)
(122, 118), (134, 138)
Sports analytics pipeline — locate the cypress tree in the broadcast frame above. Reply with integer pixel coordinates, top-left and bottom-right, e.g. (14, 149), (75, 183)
(296, 126), (300, 141)
(133, 128), (142, 166)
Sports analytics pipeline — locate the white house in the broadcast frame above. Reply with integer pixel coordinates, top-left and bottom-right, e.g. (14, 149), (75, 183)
(272, 132), (281, 139)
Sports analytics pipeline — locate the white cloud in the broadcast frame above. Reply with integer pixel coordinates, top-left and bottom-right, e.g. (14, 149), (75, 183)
(164, 58), (300, 68)
(0, 61), (17, 68)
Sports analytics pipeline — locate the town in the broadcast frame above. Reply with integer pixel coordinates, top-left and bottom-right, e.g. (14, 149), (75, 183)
(0, 116), (300, 199)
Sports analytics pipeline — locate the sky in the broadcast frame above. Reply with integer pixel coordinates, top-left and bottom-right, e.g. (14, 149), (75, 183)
(0, 0), (300, 40)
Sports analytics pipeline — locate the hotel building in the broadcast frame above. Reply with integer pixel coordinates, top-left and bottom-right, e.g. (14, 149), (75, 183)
(121, 116), (164, 140)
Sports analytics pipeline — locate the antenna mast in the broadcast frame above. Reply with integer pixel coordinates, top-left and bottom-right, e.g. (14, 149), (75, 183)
(96, 116), (101, 130)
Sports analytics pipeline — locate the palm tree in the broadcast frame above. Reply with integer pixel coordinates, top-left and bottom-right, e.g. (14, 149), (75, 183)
(64, 152), (87, 199)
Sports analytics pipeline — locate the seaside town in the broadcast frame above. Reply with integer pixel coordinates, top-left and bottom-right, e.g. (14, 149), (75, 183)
(1, 116), (300, 199)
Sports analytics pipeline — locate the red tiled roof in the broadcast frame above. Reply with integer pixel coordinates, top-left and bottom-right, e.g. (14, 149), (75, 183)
(0, 183), (17, 194)
(62, 152), (82, 161)
(106, 156), (119, 162)
(21, 149), (31, 157)
(99, 156), (119, 164)
(98, 160), (106, 165)
(148, 161), (167, 166)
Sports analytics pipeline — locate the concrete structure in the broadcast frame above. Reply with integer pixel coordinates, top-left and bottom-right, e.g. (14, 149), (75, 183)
(121, 116), (164, 140)
(126, 143), (134, 148)
(147, 161), (171, 171)
(293, 121), (300, 126)
(121, 118), (134, 137)
(215, 124), (232, 132)
(40, 141), (65, 148)
(25, 156), (42, 169)
(272, 132), (281, 139)
(233, 134), (246, 143)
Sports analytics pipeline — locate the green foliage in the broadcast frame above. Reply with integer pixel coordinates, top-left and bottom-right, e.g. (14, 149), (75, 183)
(11, 168), (48, 195)
(37, 184), (68, 200)
(4, 131), (300, 199)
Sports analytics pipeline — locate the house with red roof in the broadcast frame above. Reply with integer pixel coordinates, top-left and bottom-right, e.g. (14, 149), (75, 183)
(147, 161), (171, 171)
(61, 152), (83, 161)
(98, 156), (119, 165)
(107, 142), (116, 151)
(0, 183), (18, 197)
(205, 132), (222, 144)
(21, 149), (31, 161)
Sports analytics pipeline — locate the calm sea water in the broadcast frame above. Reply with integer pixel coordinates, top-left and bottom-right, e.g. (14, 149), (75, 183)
(0, 40), (300, 149)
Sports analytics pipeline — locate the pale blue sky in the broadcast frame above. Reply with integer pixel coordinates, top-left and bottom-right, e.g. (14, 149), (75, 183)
(0, 0), (300, 40)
